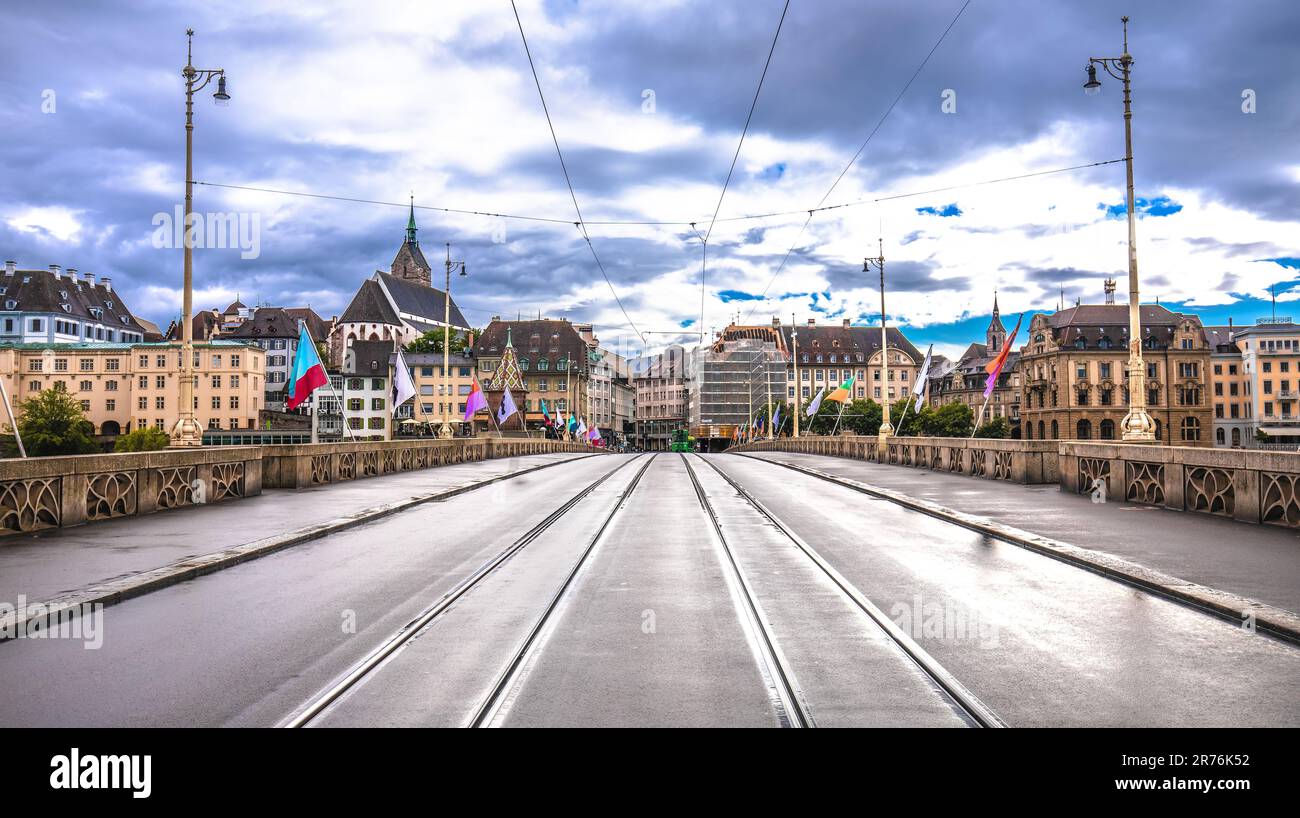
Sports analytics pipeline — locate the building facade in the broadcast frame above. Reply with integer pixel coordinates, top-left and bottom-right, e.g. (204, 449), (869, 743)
(1232, 319), (1300, 447)
(634, 344), (689, 450)
(341, 340), (394, 440)
(0, 340), (263, 437)
(2, 262), (149, 345)
(398, 351), (476, 433)
(1204, 323), (1253, 448)
(779, 317), (922, 414)
(697, 324), (787, 446)
(474, 319), (589, 432)
(225, 306), (330, 412)
(1017, 303), (1212, 445)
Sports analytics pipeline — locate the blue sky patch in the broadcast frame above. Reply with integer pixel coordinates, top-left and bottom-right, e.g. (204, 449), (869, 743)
(1099, 195), (1183, 219)
(916, 203), (962, 217)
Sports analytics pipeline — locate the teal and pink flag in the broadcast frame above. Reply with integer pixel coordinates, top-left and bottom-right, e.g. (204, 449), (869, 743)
(463, 379), (487, 422)
(286, 323), (328, 410)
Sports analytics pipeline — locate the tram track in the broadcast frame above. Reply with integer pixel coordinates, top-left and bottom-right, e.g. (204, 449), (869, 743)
(281, 453), (649, 728)
(685, 453), (1006, 728)
(468, 454), (657, 727)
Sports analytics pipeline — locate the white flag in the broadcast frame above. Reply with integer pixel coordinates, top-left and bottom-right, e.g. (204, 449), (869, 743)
(392, 348), (416, 408)
(497, 387), (519, 424)
(911, 344), (933, 402)
(805, 386), (826, 417)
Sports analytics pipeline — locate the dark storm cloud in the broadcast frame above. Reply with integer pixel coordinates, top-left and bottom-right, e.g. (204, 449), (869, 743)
(1, 0), (1297, 330)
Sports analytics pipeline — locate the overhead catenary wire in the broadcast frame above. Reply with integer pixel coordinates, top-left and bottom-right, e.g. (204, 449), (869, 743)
(743, 0), (974, 323)
(697, 0), (791, 342)
(510, 0), (645, 346)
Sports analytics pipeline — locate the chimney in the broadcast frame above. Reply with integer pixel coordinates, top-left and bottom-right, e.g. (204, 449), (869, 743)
(100, 276), (112, 292)
(83, 271), (96, 286)
(4, 261), (14, 276)
(842, 318), (851, 328)
(49, 264), (61, 278)
(807, 318), (815, 327)
(771, 316), (780, 328)
(67, 268), (78, 280)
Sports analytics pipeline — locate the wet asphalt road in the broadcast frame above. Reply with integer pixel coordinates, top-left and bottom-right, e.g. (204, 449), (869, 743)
(1, 452), (1297, 728)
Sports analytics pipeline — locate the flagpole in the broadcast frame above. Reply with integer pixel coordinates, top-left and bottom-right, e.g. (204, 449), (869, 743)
(971, 396), (989, 438)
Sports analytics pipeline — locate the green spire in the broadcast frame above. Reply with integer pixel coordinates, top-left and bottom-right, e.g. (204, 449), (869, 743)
(406, 195), (418, 244)
(506, 326), (513, 347)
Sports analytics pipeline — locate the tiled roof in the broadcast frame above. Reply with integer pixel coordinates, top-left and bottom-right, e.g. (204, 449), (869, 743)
(1, 267), (146, 333)
(337, 279), (400, 326)
(284, 307), (331, 342)
(375, 273), (469, 330)
(780, 324), (922, 364)
(226, 307), (301, 340)
(344, 340), (396, 376)
(474, 319), (589, 374)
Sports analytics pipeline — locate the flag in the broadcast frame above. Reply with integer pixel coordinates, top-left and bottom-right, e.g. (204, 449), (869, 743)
(539, 399), (552, 425)
(286, 323), (328, 410)
(772, 404), (781, 435)
(391, 348), (416, 409)
(911, 344), (933, 402)
(576, 418), (587, 437)
(568, 414), (578, 433)
(590, 425), (602, 442)
(463, 379), (487, 422)
(806, 386), (826, 417)
(826, 375), (855, 403)
(983, 313), (1024, 398)
(497, 387), (518, 424)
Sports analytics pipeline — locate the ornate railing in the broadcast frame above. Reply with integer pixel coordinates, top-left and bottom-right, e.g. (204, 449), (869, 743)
(731, 435), (1060, 485)
(1061, 442), (1300, 528)
(0, 447), (262, 537)
(0, 438), (599, 537)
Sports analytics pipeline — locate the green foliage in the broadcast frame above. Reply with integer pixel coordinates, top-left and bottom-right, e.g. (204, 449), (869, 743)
(974, 415), (1012, 439)
(114, 427), (172, 452)
(3, 388), (101, 457)
(1256, 429), (1271, 443)
(919, 402), (975, 438)
(404, 328), (481, 355)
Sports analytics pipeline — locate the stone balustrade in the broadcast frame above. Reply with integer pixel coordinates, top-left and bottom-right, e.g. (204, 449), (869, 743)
(0, 438), (598, 537)
(733, 435), (1059, 484)
(261, 437), (594, 489)
(0, 446), (262, 536)
(1060, 441), (1300, 528)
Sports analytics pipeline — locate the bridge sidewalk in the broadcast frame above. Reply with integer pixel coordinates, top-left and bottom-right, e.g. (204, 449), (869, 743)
(0, 453), (590, 609)
(744, 451), (1300, 616)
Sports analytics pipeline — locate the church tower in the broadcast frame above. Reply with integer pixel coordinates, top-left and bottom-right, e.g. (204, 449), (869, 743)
(390, 197), (432, 286)
(986, 291), (1007, 353)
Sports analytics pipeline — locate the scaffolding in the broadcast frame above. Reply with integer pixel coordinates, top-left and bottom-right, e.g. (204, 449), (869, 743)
(697, 336), (787, 440)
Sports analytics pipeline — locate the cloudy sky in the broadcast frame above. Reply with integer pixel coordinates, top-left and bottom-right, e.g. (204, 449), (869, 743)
(2, 0), (1297, 361)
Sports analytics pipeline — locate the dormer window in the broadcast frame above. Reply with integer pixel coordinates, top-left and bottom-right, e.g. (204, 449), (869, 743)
(105, 300), (114, 310)
(5, 300), (16, 310)
(60, 304), (71, 312)
(120, 316), (130, 324)
(59, 290), (68, 299)
(90, 308), (103, 320)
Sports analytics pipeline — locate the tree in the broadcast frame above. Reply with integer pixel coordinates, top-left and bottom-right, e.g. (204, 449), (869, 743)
(404, 328), (481, 355)
(2, 388), (101, 457)
(1256, 429), (1271, 444)
(115, 427), (171, 452)
(920, 402), (975, 438)
(974, 415), (1012, 439)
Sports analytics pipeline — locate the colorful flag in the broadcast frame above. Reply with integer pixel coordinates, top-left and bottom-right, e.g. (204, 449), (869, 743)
(568, 414), (578, 433)
(391, 348), (416, 409)
(983, 313), (1024, 398)
(539, 399), (552, 425)
(463, 379), (487, 422)
(590, 425), (602, 442)
(497, 387), (519, 424)
(806, 386), (826, 417)
(826, 375), (855, 403)
(286, 323), (328, 410)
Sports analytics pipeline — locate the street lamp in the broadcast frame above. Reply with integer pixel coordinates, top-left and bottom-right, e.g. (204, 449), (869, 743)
(173, 29), (230, 448)
(1084, 15), (1155, 442)
(865, 238), (891, 454)
(440, 241), (467, 439)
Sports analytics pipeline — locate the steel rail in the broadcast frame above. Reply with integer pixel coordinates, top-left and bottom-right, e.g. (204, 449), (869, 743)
(693, 453), (1006, 728)
(281, 454), (647, 728)
(680, 454), (815, 728)
(469, 455), (658, 727)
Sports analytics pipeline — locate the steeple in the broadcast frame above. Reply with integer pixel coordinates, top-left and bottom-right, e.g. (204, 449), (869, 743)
(986, 290), (1007, 353)
(406, 195), (418, 245)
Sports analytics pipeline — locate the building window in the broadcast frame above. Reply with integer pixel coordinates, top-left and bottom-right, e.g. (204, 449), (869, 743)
(211, 396), (221, 409)
(1180, 416), (1200, 442)
(1076, 419), (1092, 440)
(155, 397), (166, 409)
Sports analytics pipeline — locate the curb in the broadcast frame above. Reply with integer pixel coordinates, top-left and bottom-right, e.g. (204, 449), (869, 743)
(1, 453), (603, 641)
(734, 452), (1300, 645)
